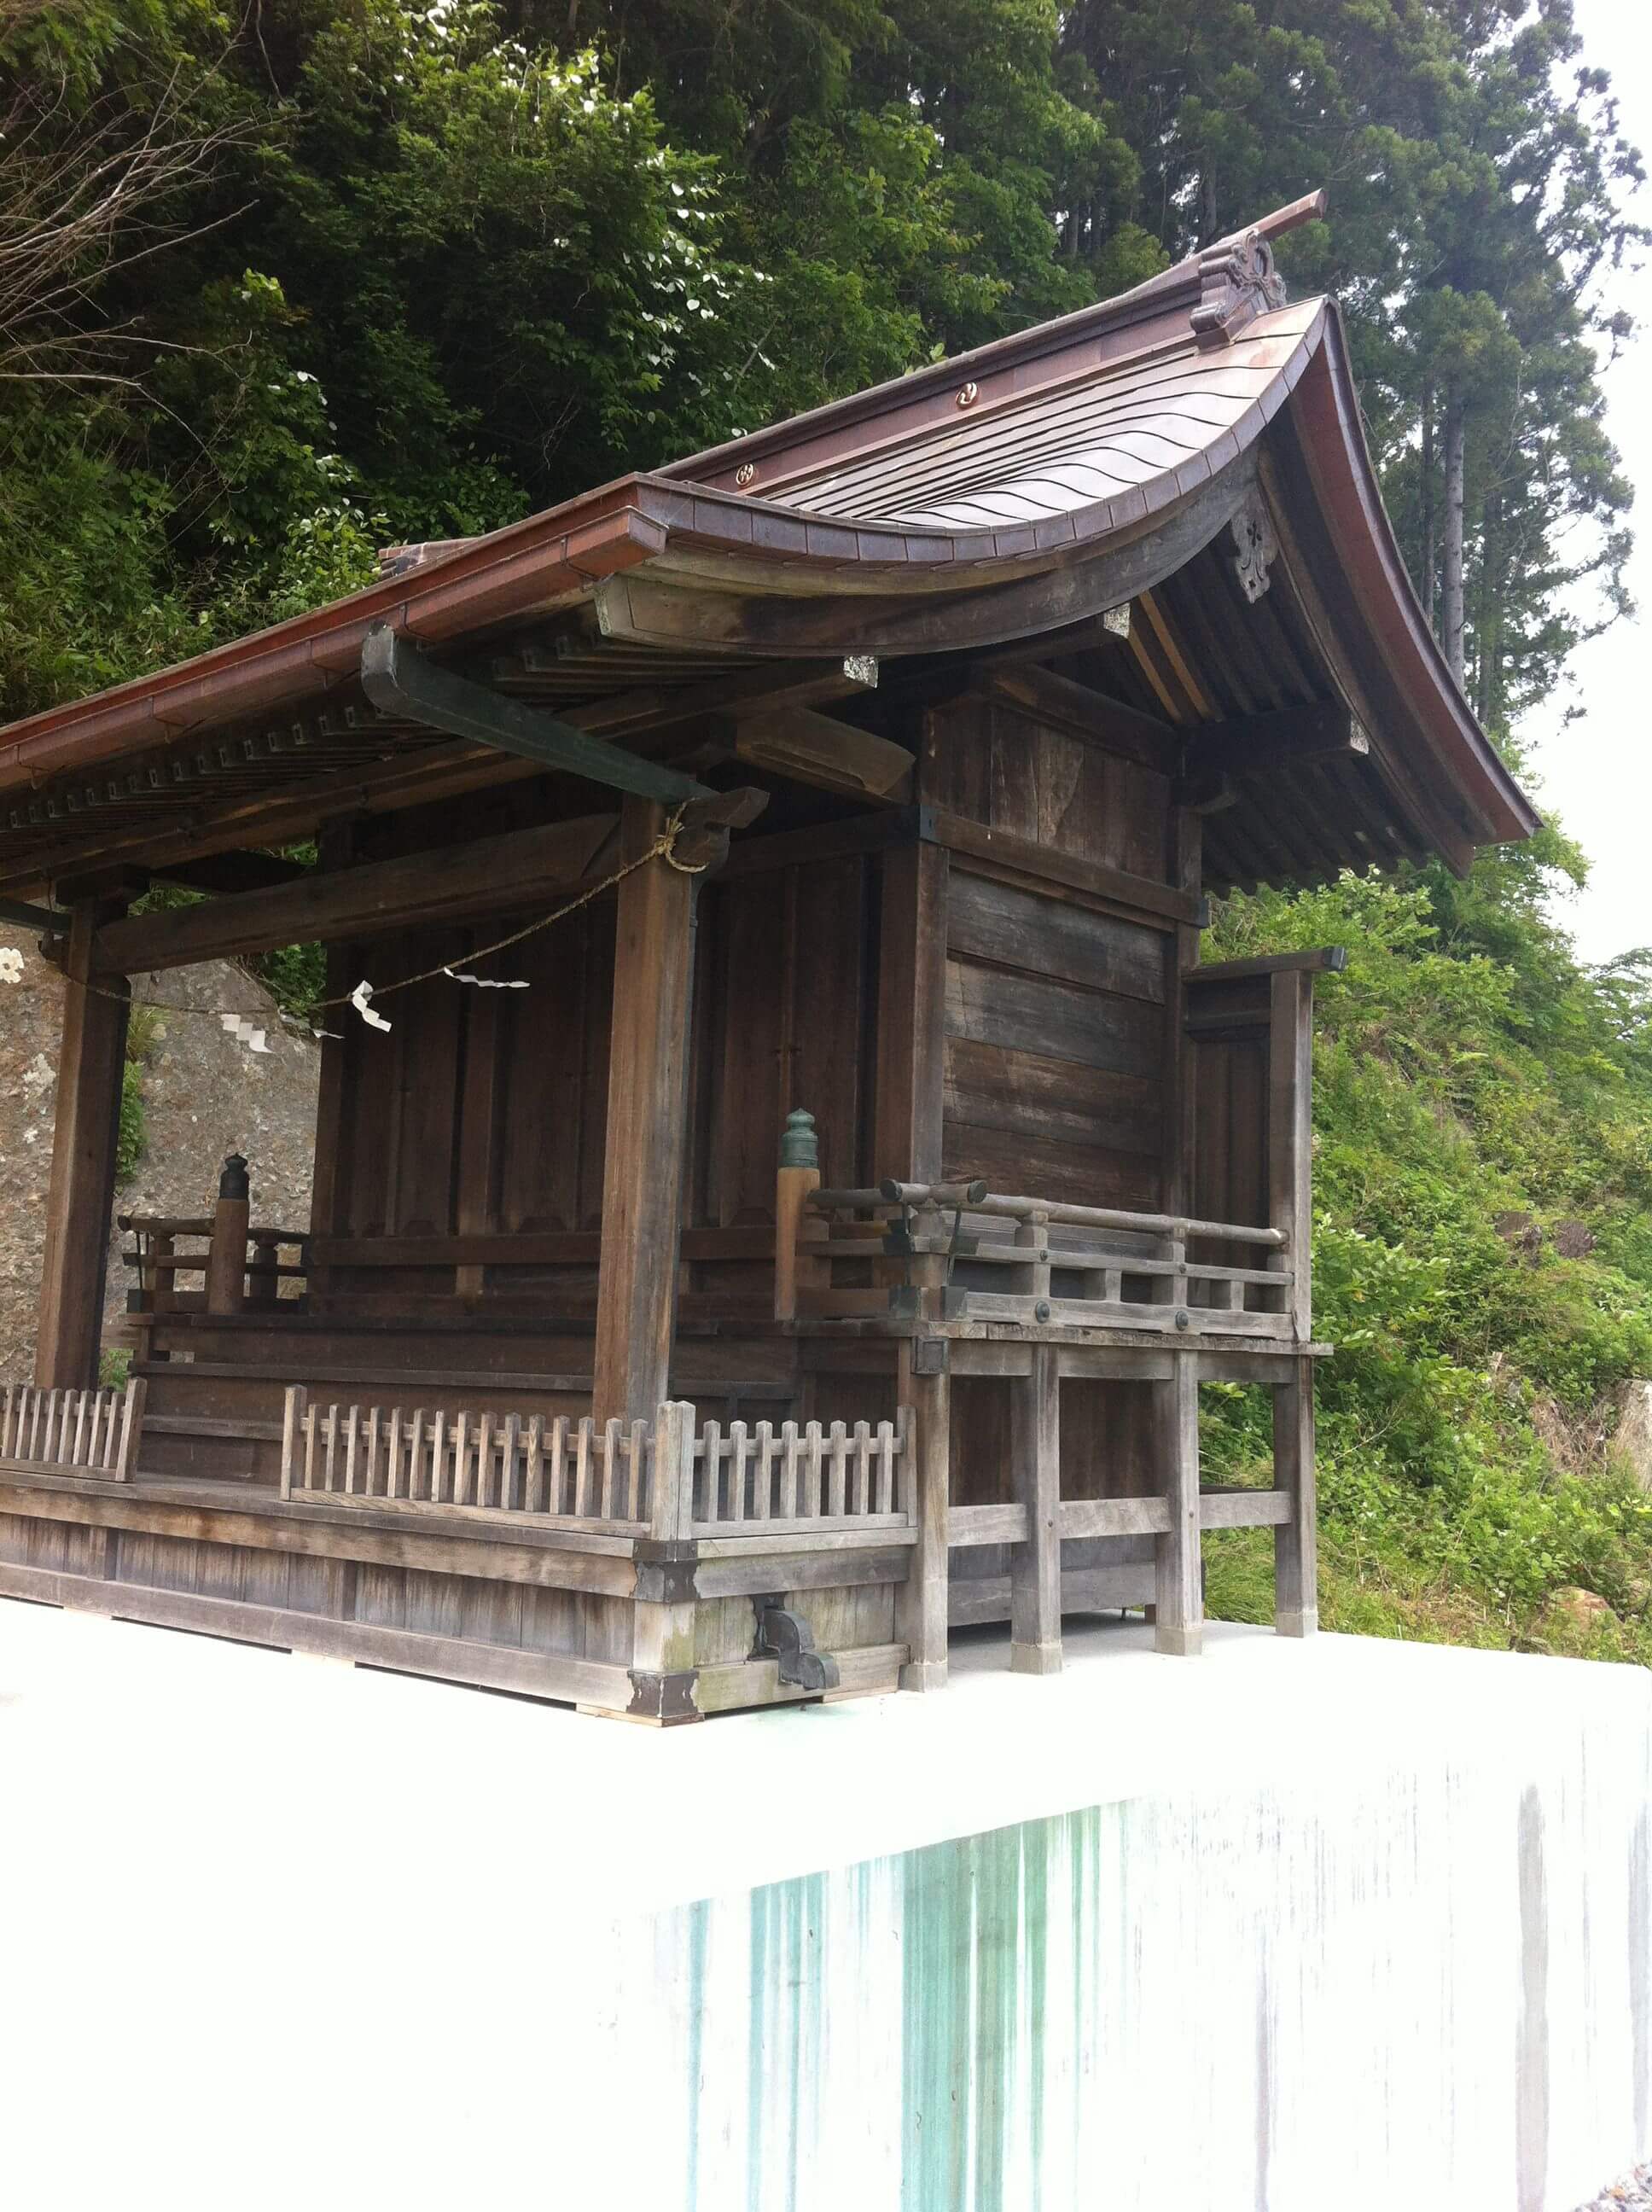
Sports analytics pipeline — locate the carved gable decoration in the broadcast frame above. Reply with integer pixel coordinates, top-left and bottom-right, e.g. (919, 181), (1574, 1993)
(1191, 229), (1288, 351)
(1231, 495), (1280, 603)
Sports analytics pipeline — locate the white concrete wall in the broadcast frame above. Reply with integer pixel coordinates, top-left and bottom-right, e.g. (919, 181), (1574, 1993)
(0, 1603), (1646, 2211)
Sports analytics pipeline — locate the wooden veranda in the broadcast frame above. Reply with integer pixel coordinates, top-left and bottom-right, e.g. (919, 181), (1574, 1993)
(0, 195), (1537, 1720)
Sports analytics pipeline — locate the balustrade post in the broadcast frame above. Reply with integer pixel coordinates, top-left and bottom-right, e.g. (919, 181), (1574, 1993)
(206, 1153), (250, 1316)
(773, 1109), (823, 1321)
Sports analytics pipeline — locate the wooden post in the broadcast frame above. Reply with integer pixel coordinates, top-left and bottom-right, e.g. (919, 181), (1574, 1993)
(593, 798), (700, 1425)
(1273, 1354), (1318, 1635)
(206, 1152), (250, 1315)
(774, 1108), (823, 1321)
(279, 1385), (307, 1500)
(113, 1377), (147, 1482)
(1269, 966), (1313, 1342)
(35, 900), (131, 1389)
(873, 840), (947, 1184)
(1154, 1351), (1203, 1656)
(628, 1400), (701, 1726)
(1009, 1343), (1062, 1675)
(895, 1338), (950, 1691)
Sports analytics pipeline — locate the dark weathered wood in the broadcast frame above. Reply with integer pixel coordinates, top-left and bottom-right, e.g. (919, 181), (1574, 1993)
(592, 800), (699, 1423)
(980, 665), (1174, 770)
(1179, 701), (1367, 788)
(727, 706), (914, 800)
(150, 850), (312, 896)
(925, 810), (1200, 927)
(36, 901), (130, 1389)
(1009, 1343), (1062, 1674)
(93, 812), (617, 973)
(1273, 1355), (1318, 1634)
(948, 868), (1166, 1004)
(874, 841), (947, 1185)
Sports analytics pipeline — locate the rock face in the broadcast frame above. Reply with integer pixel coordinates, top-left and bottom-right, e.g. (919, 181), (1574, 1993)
(0, 936), (319, 1379)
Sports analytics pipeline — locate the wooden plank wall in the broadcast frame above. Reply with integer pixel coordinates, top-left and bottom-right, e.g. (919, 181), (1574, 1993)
(924, 694), (1174, 1214)
(311, 787), (881, 1316)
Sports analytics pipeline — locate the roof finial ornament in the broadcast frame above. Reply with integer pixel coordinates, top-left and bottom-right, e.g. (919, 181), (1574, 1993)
(1191, 228), (1288, 350)
(1231, 493), (1280, 603)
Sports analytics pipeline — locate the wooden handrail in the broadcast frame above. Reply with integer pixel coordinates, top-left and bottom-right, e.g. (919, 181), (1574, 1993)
(810, 1181), (1285, 1250)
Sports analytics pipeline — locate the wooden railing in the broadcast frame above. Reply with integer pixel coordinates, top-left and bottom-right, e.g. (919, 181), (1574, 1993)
(0, 1380), (146, 1481)
(788, 1179), (1297, 1339)
(279, 1391), (916, 1545)
(121, 1214), (309, 1317)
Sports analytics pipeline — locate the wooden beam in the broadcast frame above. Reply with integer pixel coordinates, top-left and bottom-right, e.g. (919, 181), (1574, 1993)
(980, 665), (1174, 770)
(361, 627), (713, 804)
(924, 809), (1205, 928)
(591, 798), (700, 1425)
(0, 895), (56, 934)
(151, 850), (311, 896)
(1009, 1342), (1062, 1675)
(1185, 947), (1347, 987)
(726, 706), (914, 800)
(92, 812), (618, 974)
(36, 901), (130, 1388)
(1179, 700), (1369, 787)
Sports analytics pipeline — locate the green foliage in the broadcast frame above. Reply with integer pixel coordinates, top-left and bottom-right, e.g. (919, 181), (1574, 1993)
(1201, 863), (1652, 1657)
(115, 1005), (163, 1185)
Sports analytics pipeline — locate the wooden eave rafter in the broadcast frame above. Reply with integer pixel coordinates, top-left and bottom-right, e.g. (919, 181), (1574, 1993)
(0, 196), (1536, 896)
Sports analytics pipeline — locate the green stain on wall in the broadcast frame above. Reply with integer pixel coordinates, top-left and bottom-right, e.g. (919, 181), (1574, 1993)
(899, 1815), (1064, 2211)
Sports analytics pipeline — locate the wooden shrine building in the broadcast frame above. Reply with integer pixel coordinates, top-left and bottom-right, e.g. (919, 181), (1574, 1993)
(0, 196), (1537, 1719)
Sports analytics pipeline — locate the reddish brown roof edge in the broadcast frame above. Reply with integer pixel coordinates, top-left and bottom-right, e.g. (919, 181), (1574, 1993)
(1292, 311), (1539, 846)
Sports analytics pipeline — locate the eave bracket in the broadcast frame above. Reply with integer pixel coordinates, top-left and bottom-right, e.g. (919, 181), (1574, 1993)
(361, 626), (716, 806)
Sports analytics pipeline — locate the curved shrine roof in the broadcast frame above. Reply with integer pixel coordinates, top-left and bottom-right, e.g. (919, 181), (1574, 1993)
(0, 198), (1539, 900)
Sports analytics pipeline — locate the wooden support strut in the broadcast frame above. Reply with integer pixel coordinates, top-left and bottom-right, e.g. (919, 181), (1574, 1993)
(361, 626), (715, 805)
(1155, 1353), (1203, 1656)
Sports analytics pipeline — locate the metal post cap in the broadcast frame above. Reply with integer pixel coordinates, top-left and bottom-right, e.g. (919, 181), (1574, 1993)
(778, 1109), (818, 1170)
(218, 1152), (250, 1201)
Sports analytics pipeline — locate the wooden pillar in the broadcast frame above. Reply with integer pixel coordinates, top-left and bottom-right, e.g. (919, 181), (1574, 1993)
(896, 1339), (950, 1691)
(873, 841), (947, 1185)
(592, 800), (700, 1425)
(1273, 1353), (1318, 1636)
(1009, 1343), (1062, 1675)
(1154, 1351), (1203, 1656)
(1269, 966), (1313, 1341)
(35, 902), (130, 1389)
(624, 1399), (701, 1725)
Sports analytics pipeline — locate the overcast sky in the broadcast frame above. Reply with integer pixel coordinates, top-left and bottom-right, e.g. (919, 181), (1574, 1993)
(1523, 0), (1651, 965)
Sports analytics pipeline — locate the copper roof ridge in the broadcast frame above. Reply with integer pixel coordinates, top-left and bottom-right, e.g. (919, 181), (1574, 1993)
(661, 194), (1327, 493)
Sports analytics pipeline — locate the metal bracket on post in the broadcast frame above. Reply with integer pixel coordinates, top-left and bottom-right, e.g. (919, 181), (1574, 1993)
(753, 1603), (840, 1693)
